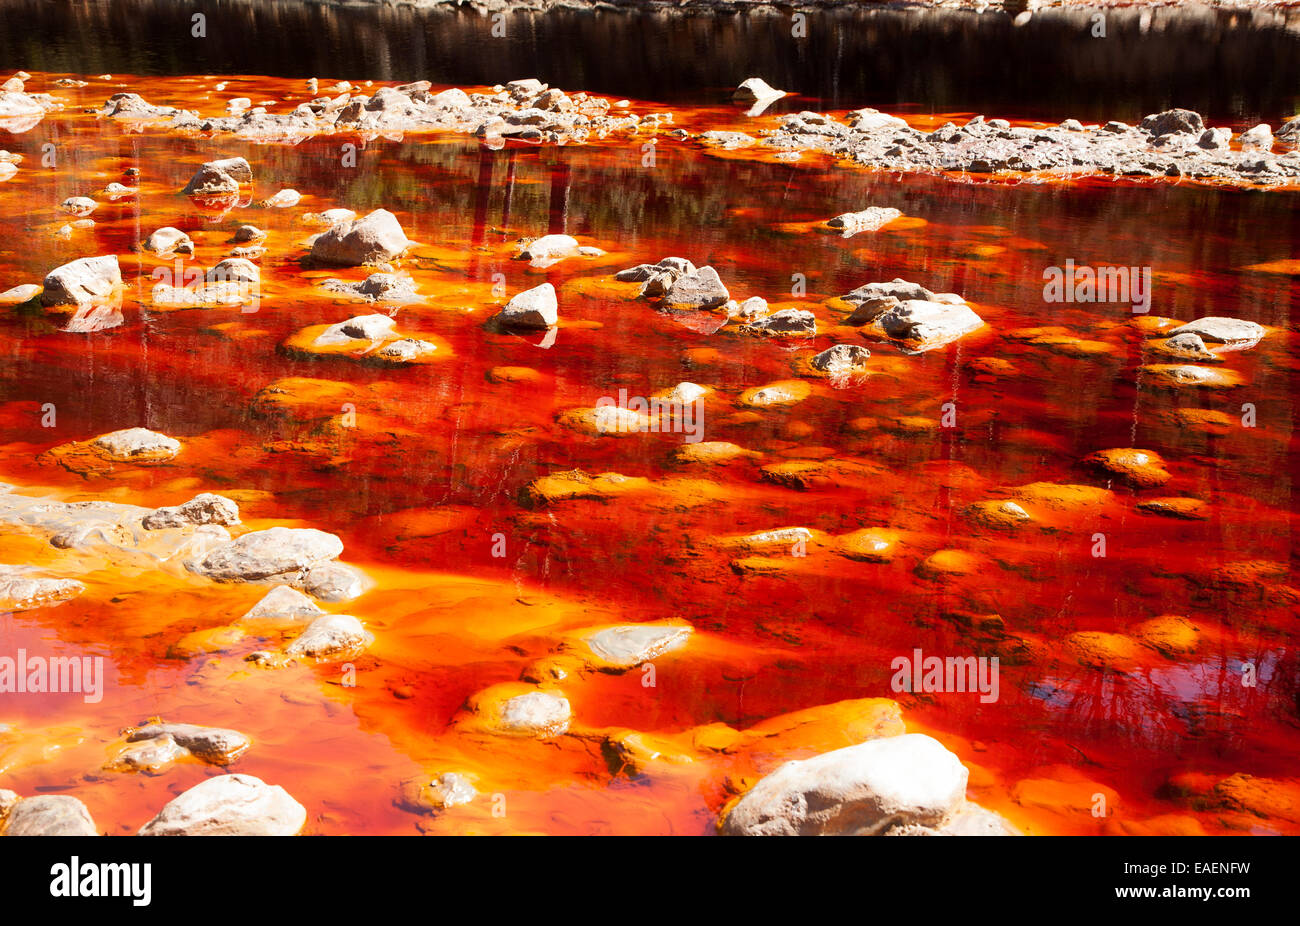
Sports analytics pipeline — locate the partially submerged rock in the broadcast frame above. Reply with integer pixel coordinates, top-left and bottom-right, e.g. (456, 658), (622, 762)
(142, 493), (240, 530)
(91, 428), (181, 462)
(1165, 316), (1266, 347)
(1, 794), (98, 836)
(123, 721), (251, 766)
(309, 208), (410, 265)
(138, 773), (306, 836)
(458, 682), (572, 739)
(733, 78), (785, 105)
(1083, 448), (1172, 488)
(810, 344), (871, 374)
(284, 613), (373, 659)
(492, 282), (557, 329)
(41, 255), (122, 308)
(573, 622), (693, 671)
(143, 226), (194, 256)
(878, 299), (984, 351)
(238, 585), (323, 624)
(188, 526), (344, 582)
(721, 733), (969, 836)
(0, 565), (84, 611)
(826, 207), (902, 235)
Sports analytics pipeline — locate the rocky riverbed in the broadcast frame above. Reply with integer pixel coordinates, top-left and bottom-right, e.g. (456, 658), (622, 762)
(0, 53), (1298, 839)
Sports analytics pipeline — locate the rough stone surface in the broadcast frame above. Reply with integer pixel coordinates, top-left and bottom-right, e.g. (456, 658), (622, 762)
(138, 773), (306, 836)
(494, 282), (557, 328)
(721, 733), (968, 836)
(190, 526), (344, 581)
(310, 209), (410, 265)
(41, 255), (122, 307)
(1, 795), (98, 836)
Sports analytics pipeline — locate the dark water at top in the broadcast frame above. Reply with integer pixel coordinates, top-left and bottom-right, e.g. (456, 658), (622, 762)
(2, 0), (1299, 123)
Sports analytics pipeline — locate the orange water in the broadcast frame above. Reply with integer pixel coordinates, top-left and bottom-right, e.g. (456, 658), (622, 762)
(0, 72), (1297, 835)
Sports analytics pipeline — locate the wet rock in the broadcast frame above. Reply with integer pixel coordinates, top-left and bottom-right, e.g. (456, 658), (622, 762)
(41, 255), (122, 308)
(143, 226), (194, 256)
(91, 427), (181, 462)
(370, 337), (438, 364)
(965, 500), (1033, 529)
(138, 773), (306, 836)
(842, 278), (934, 308)
(398, 773), (477, 813)
(189, 526), (343, 581)
(660, 266), (729, 309)
(310, 208), (410, 265)
(126, 722), (250, 765)
(1240, 124), (1274, 151)
(743, 308), (816, 337)
(105, 734), (187, 773)
(878, 299), (983, 351)
(615, 257), (695, 283)
(604, 730), (695, 776)
(1132, 614), (1202, 657)
(285, 613), (372, 658)
(1139, 109), (1205, 138)
(739, 380), (811, 408)
(1063, 631), (1144, 669)
(298, 561), (368, 602)
(810, 344), (870, 374)
(1165, 316), (1265, 347)
(826, 207), (902, 234)
(315, 313), (397, 346)
(516, 233), (580, 265)
(1159, 331), (1218, 360)
(917, 549), (986, 580)
(721, 733), (968, 836)
(675, 441), (755, 464)
(181, 157), (251, 196)
(493, 282), (557, 329)
(0, 283), (41, 304)
(238, 585), (322, 624)
(733, 78), (785, 105)
(1197, 127), (1232, 150)
(0, 795), (98, 836)
(461, 683), (572, 738)
(60, 196), (97, 216)
(231, 224), (265, 243)
(699, 130), (756, 150)
(1137, 497), (1207, 520)
(0, 565), (84, 611)
(836, 528), (902, 563)
(576, 622), (693, 671)
(260, 188), (300, 208)
(206, 257), (259, 286)
(1083, 448), (1172, 488)
(723, 296), (768, 322)
(1140, 364), (1242, 389)
(142, 493), (240, 530)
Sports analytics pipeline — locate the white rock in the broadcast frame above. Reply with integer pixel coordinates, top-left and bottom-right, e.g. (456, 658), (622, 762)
(722, 733), (969, 836)
(91, 427), (181, 461)
(494, 282), (557, 328)
(190, 526), (343, 581)
(138, 773), (306, 836)
(41, 255), (122, 307)
(285, 613), (373, 657)
(1166, 316), (1265, 346)
(144, 227), (194, 256)
(238, 585), (323, 623)
(733, 77), (786, 104)
(879, 299), (984, 350)
(310, 208), (410, 265)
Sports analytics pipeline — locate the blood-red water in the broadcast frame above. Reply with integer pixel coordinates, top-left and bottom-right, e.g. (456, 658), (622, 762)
(0, 73), (1296, 835)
